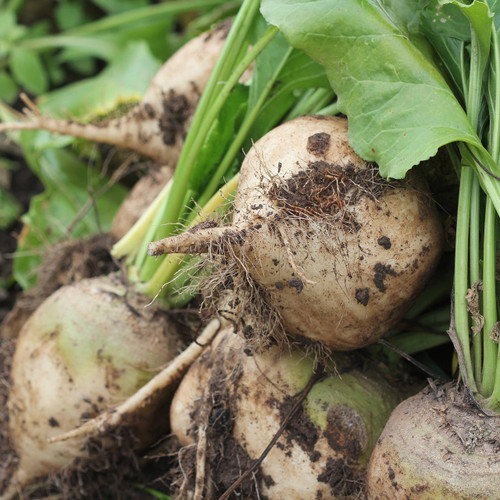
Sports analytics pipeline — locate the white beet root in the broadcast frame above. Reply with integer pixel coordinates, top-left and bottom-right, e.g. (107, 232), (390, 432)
(3, 274), (183, 499)
(149, 115), (444, 350)
(170, 326), (402, 499)
(0, 22), (231, 165)
(366, 383), (500, 499)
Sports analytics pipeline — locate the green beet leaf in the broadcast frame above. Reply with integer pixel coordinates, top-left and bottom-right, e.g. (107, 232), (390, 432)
(261, 0), (482, 179)
(10, 47), (48, 95)
(38, 41), (160, 120)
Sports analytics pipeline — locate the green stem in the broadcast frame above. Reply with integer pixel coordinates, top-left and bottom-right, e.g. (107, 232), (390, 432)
(139, 19), (277, 282)
(454, 166), (477, 392)
(482, 26), (500, 410)
(285, 88), (334, 121)
(469, 174), (482, 384)
(111, 178), (173, 261)
(193, 43), (291, 213)
(482, 198), (498, 397)
(25, 0), (228, 39)
(19, 36), (119, 60)
(187, 2), (241, 37)
(316, 100), (341, 117)
(139, 174), (239, 297)
(454, 23), (486, 394)
(488, 31), (500, 162)
(134, 0), (258, 277)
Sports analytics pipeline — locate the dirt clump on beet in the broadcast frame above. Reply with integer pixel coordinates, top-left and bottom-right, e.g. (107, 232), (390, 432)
(149, 115), (443, 352)
(170, 326), (402, 499)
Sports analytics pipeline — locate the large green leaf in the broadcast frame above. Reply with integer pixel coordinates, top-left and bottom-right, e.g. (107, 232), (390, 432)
(261, 0), (482, 178)
(38, 41), (160, 119)
(10, 47), (48, 94)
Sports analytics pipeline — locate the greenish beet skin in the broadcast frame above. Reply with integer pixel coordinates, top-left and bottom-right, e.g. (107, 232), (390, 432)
(6, 274), (182, 491)
(170, 327), (402, 499)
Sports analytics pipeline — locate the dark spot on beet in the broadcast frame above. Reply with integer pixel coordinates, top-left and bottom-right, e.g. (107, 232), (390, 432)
(143, 102), (155, 118)
(310, 450), (322, 462)
(377, 236), (391, 249)
(279, 396), (318, 453)
(242, 325), (253, 338)
(275, 281), (284, 290)
(373, 262), (397, 292)
(388, 467), (395, 480)
(419, 245), (431, 256)
(158, 89), (190, 146)
(317, 456), (358, 496)
(307, 132), (331, 157)
(355, 288), (370, 306)
(288, 277), (304, 294)
(48, 417), (60, 427)
(209, 406), (232, 433)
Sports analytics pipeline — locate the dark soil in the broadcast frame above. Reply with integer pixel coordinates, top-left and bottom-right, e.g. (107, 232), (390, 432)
(0, 336), (16, 493)
(170, 334), (271, 500)
(158, 90), (192, 146)
(268, 160), (390, 228)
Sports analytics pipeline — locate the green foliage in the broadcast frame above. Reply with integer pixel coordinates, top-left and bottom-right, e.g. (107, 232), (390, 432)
(0, 187), (21, 228)
(13, 147), (126, 289)
(0, 70), (17, 102)
(38, 41), (160, 119)
(0, 0), (225, 98)
(9, 47), (48, 94)
(261, 0), (483, 179)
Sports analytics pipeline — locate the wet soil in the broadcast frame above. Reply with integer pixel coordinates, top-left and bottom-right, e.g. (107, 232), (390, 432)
(268, 160), (390, 229)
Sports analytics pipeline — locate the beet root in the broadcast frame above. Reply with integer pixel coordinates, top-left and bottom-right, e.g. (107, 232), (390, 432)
(149, 115), (444, 350)
(3, 274), (183, 498)
(366, 382), (500, 499)
(170, 325), (402, 499)
(0, 22), (231, 165)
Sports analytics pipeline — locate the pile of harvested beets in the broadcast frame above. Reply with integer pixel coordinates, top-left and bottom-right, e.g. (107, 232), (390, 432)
(2, 1), (500, 499)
